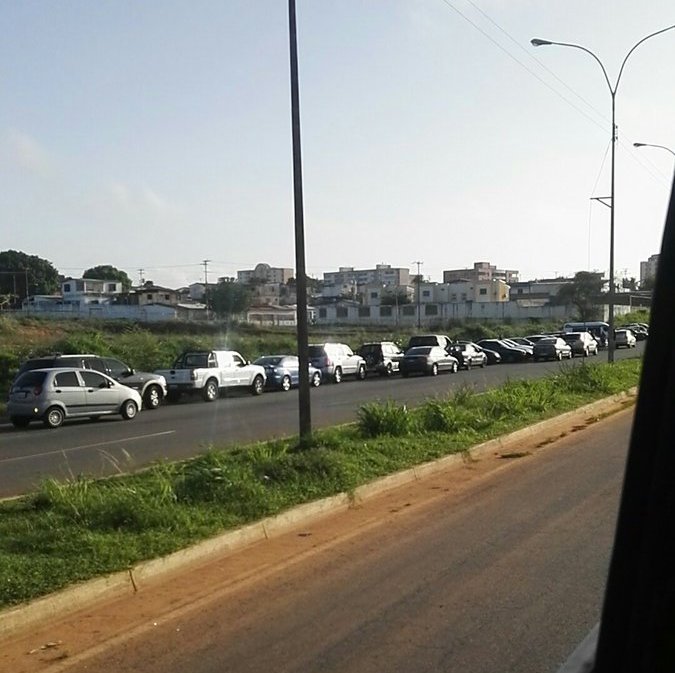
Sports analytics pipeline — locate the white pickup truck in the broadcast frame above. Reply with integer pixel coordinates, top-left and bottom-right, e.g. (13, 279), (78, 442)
(157, 350), (266, 402)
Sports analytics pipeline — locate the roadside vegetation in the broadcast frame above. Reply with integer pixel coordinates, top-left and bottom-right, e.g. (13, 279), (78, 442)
(0, 357), (641, 609)
(0, 311), (649, 394)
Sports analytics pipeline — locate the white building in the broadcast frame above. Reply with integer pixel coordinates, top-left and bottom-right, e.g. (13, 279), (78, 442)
(60, 277), (124, 307)
(323, 264), (410, 288)
(237, 263), (294, 285)
(443, 261), (519, 285)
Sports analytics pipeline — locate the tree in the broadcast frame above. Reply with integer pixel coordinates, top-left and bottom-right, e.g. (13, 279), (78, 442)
(83, 265), (133, 291)
(380, 289), (411, 306)
(210, 280), (252, 317)
(622, 277), (638, 291)
(555, 271), (606, 321)
(0, 250), (60, 303)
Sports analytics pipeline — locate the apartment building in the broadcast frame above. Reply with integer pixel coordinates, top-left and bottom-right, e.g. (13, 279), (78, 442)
(443, 261), (519, 285)
(323, 264), (410, 288)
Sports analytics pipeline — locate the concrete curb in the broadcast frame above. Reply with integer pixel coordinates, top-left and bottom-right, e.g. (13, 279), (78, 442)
(0, 388), (637, 639)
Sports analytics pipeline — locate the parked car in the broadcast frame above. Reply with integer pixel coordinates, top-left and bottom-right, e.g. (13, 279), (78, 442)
(308, 343), (366, 383)
(404, 334), (452, 353)
(156, 350), (266, 401)
(476, 339), (529, 363)
(15, 353), (167, 409)
(614, 328), (637, 348)
(502, 338), (534, 358)
(561, 331), (599, 357)
(525, 334), (553, 344)
(623, 323), (648, 340)
(400, 346), (459, 377)
(508, 337), (537, 348)
(356, 342), (404, 376)
(253, 355), (322, 391)
(448, 341), (487, 369)
(8, 367), (143, 428)
(474, 344), (502, 365)
(532, 337), (573, 361)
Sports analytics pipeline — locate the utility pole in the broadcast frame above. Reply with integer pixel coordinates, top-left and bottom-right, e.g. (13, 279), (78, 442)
(288, 0), (312, 446)
(203, 259), (211, 319)
(413, 261), (423, 329)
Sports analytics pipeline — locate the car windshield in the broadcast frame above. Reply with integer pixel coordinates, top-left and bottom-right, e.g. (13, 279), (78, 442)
(179, 353), (209, 368)
(308, 346), (326, 358)
(18, 358), (56, 374)
(254, 356), (284, 366)
(538, 338), (557, 345)
(408, 337), (439, 347)
(407, 346), (432, 355)
(13, 370), (47, 388)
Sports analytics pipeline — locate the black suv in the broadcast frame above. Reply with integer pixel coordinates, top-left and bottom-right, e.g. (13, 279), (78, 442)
(15, 354), (168, 409)
(357, 341), (404, 377)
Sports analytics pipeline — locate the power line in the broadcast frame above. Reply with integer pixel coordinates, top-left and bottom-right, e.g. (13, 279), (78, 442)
(436, 0), (608, 134)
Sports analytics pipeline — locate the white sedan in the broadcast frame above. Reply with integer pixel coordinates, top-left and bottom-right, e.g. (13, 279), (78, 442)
(614, 329), (637, 348)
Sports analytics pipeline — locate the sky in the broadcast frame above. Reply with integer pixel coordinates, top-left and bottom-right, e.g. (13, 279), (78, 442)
(1, 0), (674, 289)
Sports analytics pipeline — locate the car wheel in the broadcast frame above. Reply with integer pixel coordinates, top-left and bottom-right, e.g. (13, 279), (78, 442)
(385, 362), (393, 377)
(333, 367), (343, 384)
(583, 348), (589, 357)
(451, 361), (458, 374)
(281, 375), (292, 392)
(10, 416), (30, 428)
(430, 363), (439, 376)
(143, 384), (162, 410)
(121, 400), (138, 420)
(202, 378), (219, 402)
(356, 364), (366, 381)
(43, 406), (64, 429)
(311, 371), (321, 387)
(465, 360), (471, 371)
(556, 351), (562, 361)
(251, 375), (265, 396)
(481, 358), (486, 368)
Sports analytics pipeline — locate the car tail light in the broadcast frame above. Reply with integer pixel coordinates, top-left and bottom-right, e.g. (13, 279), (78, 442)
(325, 357), (332, 367)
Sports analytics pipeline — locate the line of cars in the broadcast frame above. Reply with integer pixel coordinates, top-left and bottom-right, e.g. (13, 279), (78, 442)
(6, 323), (646, 429)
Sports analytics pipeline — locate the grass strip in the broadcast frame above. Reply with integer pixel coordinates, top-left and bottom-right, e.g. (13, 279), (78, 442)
(0, 358), (641, 609)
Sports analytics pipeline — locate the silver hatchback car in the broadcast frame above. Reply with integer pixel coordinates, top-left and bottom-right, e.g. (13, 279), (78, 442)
(7, 368), (143, 429)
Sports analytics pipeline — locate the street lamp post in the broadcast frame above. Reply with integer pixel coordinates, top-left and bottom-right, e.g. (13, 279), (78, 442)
(288, 0), (311, 445)
(633, 141), (675, 157)
(531, 26), (675, 363)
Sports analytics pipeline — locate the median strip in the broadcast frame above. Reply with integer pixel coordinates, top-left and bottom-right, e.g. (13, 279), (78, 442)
(0, 359), (641, 634)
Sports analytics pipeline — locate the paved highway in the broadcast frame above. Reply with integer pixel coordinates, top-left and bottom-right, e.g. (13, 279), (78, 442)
(0, 404), (633, 673)
(0, 344), (643, 497)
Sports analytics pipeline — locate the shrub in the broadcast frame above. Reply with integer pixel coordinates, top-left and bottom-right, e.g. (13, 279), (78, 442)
(357, 401), (412, 438)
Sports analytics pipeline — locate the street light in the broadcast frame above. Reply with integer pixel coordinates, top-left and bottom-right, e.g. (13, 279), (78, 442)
(531, 25), (675, 363)
(633, 142), (675, 157)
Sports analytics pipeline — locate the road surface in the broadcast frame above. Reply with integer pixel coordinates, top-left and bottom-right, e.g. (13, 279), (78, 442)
(0, 406), (633, 673)
(0, 344), (642, 497)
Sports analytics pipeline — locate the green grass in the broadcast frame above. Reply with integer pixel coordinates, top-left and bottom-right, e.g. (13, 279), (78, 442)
(0, 315), (570, 397)
(0, 358), (641, 609)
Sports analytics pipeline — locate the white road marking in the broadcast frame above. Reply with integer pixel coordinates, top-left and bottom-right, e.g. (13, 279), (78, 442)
(0, 431), (176, 464)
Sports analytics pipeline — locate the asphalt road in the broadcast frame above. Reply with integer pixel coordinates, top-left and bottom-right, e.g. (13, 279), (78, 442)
(5, 404), (633, 673)
(0, 343), (643, 497)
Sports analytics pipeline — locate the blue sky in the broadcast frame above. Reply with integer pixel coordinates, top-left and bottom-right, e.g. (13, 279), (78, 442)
(2, 1), (674, 288)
